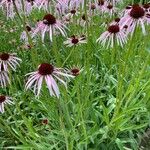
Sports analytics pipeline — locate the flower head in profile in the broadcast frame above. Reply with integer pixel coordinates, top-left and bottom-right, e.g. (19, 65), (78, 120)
(0, 53), (22, 72)
(120, 4), (150, 35)
(105, 4), (117, 16)
(90, 3), (96, 12)
(78, 14), (89, 27)
(0, 95), (14, 113)
(62, 15), (71, 24)
(25, 63), (74, 98)
(0, 65), (10, 87)
(68, 65), (83, 76)
(64, 8), (80, 21)
(96, 24), (127, 48)
(64, 35), (87, 47)
(32, 14), (67, 42)
(110, 17), (121, 25)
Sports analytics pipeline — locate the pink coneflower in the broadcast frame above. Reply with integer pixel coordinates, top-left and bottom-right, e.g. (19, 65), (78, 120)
(110, 17), (120, 25)
(64, 35), (87, 47)
(20, 25), (33, 43)
(105, 4), (117, 16)
(56, 0), (74, 15)
(71, 68), (80, 76)
(96, 24), (127, 47)
(0, 53), (22, 72)
(25, 63), (74, 98)
(89, 3), (97, 14)
(0, 0), (15, 19)
(0, 95), (13, 113)
(69, 65), (83, 76)
(32, 14), (67, 42)
(120, 4), (150, 35)
(0, 66), (10, 87)
(78, 14), (89, 27)
(65, 9), (79, 18)
(96, 0), (107, 13)
(0, 0), (22, 19)
(91, 3), (96, 10)
(25, 0), (38, 15)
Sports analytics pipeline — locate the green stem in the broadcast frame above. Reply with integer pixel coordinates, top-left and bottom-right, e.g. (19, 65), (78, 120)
(62, 47), (75, 67)
(53, 36), (61, 66)
(57, 99), (70, 150)
(124, 53), (150, 108)
(110, 43), (117, 69)
(111, 34), (135, 122)
(58, 97), (76, 150)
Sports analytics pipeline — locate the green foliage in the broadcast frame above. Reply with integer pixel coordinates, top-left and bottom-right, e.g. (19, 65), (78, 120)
(0, 1), (150, 150)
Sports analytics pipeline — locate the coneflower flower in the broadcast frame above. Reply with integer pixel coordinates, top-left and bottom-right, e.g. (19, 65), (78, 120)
(25, 63), (74, 98)
(91, 3), (96, 10)
(0, 0), (17, 19)
(64, 35), (87, 47)
(1, 0), (22, 19)
(105, 4), (117, 16)
(62, 15), (71, 24)
(90, 3), (96, 14)
(96, 24), (127, 48)
(110, 17), (120, 25)
(78, 14), (88, 27)
(25, 0), (38, 15)
(65, 9), (79, 18)
(20, 25), (33, 43)
(0, 95), (13, 113)
(71, 68), (80, 76)
(96, 0), (108, 13)
(120, 4), (150, 35)
(32, 14), (67, 42)
(69, 65), (83, 76)
(0, 53), (22, 72)
(0, 66), (10, 87)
